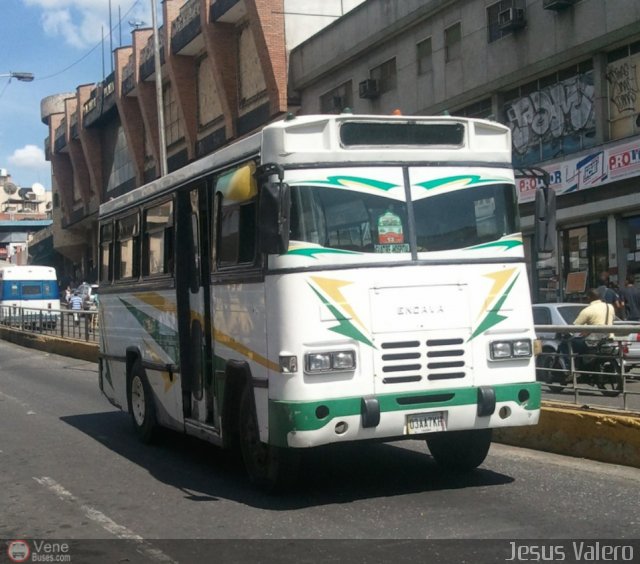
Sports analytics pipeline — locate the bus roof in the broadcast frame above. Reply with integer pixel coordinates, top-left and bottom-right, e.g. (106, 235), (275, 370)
(0, 265), (57, 279)
(100, 114), (512, 219)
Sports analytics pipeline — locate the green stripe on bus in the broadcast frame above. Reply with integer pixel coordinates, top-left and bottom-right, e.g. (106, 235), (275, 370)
(268, 382), (540, 446)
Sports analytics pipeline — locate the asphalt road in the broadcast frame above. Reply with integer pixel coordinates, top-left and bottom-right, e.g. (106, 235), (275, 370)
(1, 339), (640, 563)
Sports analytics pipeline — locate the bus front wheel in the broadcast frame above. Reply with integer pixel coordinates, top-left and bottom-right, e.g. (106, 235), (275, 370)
(128, 359), (157, 443)
(238, 385), (299, 492)
(426, 428), (492, 472)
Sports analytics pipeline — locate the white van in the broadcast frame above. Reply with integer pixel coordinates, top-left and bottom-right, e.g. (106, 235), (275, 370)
(0, 265), (61, 328)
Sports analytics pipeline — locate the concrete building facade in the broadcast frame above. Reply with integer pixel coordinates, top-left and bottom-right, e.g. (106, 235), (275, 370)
(43, 0), (640, 300)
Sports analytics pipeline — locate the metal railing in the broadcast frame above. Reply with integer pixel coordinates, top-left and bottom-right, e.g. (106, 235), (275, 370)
(0, 305), (98, 343)
(535, 324), (640, 411)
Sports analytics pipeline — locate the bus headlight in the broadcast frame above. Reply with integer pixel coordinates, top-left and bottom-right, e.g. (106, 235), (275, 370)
(490, 339), (532, 360)
(305, 350), (356, 373)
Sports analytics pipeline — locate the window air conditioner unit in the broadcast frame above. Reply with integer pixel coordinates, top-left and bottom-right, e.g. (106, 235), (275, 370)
(359, 79), (379, 100)
(498, 7), (526, 31)
(543, 0), (577, 10)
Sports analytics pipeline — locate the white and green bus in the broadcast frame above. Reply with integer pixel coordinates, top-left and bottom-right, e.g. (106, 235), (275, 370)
(98, 114), (548, 489)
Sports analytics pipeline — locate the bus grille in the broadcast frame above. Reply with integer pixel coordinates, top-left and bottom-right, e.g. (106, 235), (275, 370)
(378, 337), (466, 384)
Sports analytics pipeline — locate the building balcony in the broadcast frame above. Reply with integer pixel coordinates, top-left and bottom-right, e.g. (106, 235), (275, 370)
(122, 58), (135, 95)
(102, 72), (116, 114)
(211, 0), (246, 23)
(172, 0), (202, 55)
(54, 121), (67, 152)
(82, 86), (103, 128)
(139, 29), (165, 81)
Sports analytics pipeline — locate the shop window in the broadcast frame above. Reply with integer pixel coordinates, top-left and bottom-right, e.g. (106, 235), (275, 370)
(621, 215), (640, 280)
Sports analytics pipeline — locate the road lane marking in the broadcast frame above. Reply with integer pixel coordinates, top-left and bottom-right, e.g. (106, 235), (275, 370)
(33, 476), (176, 563)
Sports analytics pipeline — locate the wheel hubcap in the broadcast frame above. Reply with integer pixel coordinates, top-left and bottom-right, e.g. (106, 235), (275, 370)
(131, 376), (146, 426)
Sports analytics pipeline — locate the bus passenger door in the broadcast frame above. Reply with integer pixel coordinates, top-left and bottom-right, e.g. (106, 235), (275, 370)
(175, 186), (214, 426)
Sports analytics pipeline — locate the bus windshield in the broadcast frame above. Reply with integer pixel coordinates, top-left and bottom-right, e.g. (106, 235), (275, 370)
(289, 183), (519, 253)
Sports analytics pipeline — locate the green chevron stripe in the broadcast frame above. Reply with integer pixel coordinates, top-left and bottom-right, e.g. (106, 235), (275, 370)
(468, 239), (523, 251)
(308, 284), (374, 347)
(120, 298), (179, 362)
(469, 274), (520, 341)
(416, 175), (511, 190)
(286, 247), (359, 258)
(295, 175), (399, 192)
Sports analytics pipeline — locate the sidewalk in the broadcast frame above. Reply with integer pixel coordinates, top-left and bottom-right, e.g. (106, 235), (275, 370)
(2, 328), (639, 470)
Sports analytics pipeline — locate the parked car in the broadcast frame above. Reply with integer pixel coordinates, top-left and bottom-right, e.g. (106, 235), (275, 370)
(532, 303), (640, 373)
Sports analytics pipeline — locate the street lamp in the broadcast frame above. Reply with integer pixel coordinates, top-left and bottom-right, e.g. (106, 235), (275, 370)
(0, 71), (35, 82)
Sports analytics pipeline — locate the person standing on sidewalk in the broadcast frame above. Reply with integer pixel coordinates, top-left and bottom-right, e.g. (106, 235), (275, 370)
(69, 291), (83, 326)
(619, 275), (640, 321)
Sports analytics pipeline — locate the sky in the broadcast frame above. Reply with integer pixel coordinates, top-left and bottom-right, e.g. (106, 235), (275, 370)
(0, 0), (156, 190)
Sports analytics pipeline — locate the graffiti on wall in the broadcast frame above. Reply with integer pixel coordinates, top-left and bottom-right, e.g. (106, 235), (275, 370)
(504, 73), (595, 157)
(606, 61), (639, 114)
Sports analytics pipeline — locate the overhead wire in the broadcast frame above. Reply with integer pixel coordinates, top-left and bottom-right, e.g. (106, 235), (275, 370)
(34, 0), (143, 81)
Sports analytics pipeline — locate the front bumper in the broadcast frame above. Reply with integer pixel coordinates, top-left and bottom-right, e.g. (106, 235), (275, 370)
(268, 382), (540, 448)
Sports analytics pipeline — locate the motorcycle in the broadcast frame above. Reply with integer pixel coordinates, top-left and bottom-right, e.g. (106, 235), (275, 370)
(536, 333), (624, 397)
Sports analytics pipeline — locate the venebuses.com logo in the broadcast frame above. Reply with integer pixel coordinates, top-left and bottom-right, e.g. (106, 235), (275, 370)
(7, 540), (30, 563)
(6, 539), (71, 562)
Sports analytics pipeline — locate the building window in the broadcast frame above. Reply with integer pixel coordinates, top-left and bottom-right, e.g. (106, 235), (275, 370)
(606, 40), (640, 141)
(197, 56), (223, 128)
(445, 23), (461, 63)
(163, 85), (184, 147)
(320, 81), (353, 114)
(487, 1), (519, 43)
(454, 98), (493, 120)
(370, 58), (397, 94)
(417, 37), (433, 75)
(503, 62), (596, 166)
(106, 124), (135, 193)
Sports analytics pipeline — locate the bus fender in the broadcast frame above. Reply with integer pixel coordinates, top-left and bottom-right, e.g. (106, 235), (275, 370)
(221, 360), (252, 449)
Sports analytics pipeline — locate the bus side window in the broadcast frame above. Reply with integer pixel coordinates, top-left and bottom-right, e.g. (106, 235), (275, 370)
(217, 201), (257, 268)
(142, 200), (174, 277)
(100, 222), (114, 284)
(115, 213), (140, 281)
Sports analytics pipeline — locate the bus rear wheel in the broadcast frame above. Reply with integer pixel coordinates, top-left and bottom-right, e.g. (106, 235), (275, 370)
(128, 359), (157, 443)
(238, 385), (299, 492)
(426, 428), (492, 472)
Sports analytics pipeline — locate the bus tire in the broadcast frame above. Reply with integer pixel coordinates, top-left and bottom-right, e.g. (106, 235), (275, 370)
(238, 385), (299, 492)
(426, 428), (492, 472)
(128, 359), (157, 443)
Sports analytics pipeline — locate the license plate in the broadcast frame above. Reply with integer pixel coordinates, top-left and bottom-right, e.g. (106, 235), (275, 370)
(405, 411), (447, 435)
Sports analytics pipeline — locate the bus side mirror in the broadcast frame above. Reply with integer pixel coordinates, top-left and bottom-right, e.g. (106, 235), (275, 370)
(258, 181), (290, 255)
(535, 186), (556, 254)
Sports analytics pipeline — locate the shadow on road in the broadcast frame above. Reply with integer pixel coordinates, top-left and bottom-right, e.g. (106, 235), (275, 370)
(61, 410), (514, 510)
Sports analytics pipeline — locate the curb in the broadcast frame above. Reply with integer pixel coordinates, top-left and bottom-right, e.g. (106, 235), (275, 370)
(494, 402), (640, 469)
(0, 327), (98, 363)
(1, 330), (639, 469)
